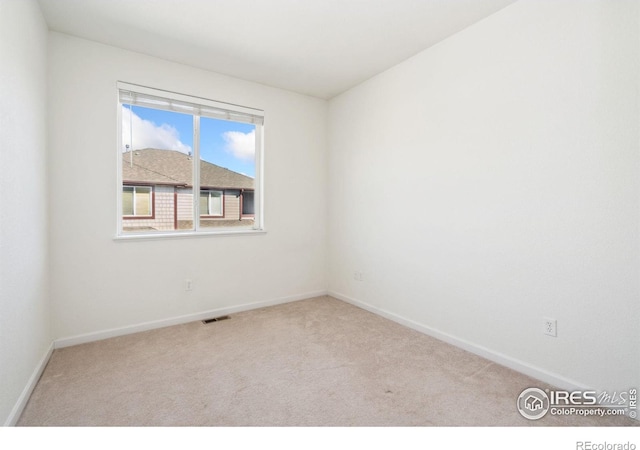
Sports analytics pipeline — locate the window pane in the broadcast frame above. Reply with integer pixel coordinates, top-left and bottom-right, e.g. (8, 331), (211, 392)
(242, 191), (254, 215)
(199, 190), (223, 216)
(199, 192), (209, 215)
(121, 105), (193, 232)
(199, 117), (255, 229)
(135, 187), (151, 216)
(210, 191), (222, 216)
(122, 187), (134, 216)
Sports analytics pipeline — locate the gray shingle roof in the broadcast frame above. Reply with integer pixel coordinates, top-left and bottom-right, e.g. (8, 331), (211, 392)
(122, 149), (254, 190)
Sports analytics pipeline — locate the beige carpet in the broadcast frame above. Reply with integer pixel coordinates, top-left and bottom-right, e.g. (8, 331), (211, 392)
(17, 296), (637, 426)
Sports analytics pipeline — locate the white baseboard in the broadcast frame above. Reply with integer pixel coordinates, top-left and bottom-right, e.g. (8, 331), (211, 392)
(4, 342), (53, 427)
(54, 290), (328, 349)
(329, 290), (590, 393)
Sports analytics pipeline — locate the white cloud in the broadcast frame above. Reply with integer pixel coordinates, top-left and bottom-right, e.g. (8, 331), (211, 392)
(122, 106), (192, 154)
(222, 129), (255, 161)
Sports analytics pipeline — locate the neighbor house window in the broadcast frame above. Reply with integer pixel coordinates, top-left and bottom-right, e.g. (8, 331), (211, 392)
(242, 190), (255, 216)
(122, 186), (153, 217)
(200, 190), (223, 217)
(117, 82), (264, 236)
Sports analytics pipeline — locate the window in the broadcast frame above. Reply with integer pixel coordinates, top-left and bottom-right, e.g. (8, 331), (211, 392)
(242, 190), (255, 216)
(117, 82), (264, 236)
(200, 190), (223, 217)
(123, 185), (153, 217)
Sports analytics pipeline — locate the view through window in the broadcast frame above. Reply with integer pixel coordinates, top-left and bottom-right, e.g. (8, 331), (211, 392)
(118, 83), (263, 236)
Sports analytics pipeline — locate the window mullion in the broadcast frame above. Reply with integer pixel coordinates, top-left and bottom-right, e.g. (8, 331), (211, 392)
(193, 115), (201, 231)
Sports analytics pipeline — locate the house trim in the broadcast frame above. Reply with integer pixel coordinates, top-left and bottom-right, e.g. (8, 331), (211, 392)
(173, 190), (178, 230)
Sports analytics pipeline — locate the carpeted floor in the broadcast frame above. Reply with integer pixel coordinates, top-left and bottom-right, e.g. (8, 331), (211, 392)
(17, 296), (637, 426)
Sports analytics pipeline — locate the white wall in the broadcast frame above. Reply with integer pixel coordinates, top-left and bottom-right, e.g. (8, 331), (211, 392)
(328, 0), (639, 394)
(0, 0), (51, 425)
(48, 33), (327, 340)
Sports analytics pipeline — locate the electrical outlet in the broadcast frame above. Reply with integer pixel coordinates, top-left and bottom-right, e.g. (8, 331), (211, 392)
(185, 279), (193, 291)
(543, 317), (557, 337)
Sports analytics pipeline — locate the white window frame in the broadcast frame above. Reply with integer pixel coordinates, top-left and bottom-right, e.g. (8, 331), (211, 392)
(115, 82), (265, 239)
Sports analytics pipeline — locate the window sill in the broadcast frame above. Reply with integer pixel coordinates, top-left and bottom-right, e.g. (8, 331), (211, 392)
(114, 228), (266, 241)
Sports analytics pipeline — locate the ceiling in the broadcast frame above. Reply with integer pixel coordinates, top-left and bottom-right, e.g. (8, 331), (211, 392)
(37, 0), (516, 99)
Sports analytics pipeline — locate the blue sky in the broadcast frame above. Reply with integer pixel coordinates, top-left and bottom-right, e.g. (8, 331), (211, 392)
(122, 105), (256, 177)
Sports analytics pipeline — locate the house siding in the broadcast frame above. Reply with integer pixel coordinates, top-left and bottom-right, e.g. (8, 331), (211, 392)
(223, 190), (240, 221)
(176, 188), (193, 229)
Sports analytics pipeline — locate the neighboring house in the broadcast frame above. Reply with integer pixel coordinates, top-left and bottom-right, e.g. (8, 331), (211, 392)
(122, 148), (255, 231)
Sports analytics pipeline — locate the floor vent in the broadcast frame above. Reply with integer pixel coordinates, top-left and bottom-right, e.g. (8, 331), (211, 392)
(202, 316), (230, 324)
